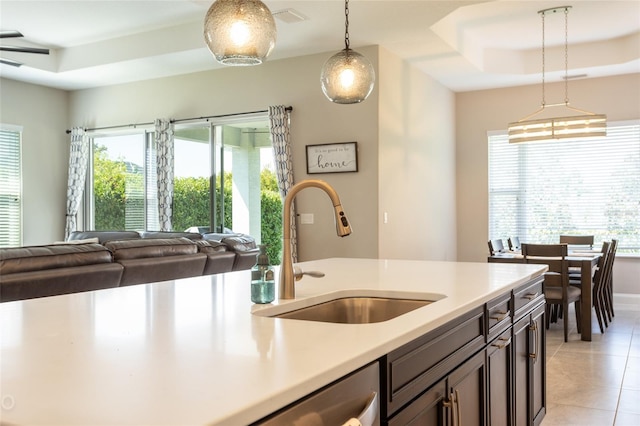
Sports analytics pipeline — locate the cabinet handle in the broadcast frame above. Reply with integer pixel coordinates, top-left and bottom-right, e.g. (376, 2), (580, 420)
(523, 292), (539, 300)
(455, 389), (462, 426)
(529, 321), (539, 362)
(491, 337), (512, 349)
(352, 392), (377, 426)
(443, 393), (456, 426)
(490, 310), (511, 321)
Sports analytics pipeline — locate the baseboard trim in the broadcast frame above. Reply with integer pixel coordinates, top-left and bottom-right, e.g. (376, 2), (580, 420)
(613, 293), (640, 311)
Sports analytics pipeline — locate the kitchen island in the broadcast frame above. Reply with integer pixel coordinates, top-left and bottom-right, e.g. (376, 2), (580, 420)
(1, 258), (546, 425)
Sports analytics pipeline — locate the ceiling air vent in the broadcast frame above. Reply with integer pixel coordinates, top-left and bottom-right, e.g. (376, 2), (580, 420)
(272, 9), (308, 24)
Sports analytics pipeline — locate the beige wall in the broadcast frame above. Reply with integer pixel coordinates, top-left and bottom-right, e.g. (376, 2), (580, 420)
(0, 78), (69, 245)
(378, 47), (457, 261)
(455, 73), (640, 293)
(68, 47), (381, 262)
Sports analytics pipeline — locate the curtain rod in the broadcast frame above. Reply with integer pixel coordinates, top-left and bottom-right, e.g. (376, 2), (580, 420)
(65, 106), (292, 134)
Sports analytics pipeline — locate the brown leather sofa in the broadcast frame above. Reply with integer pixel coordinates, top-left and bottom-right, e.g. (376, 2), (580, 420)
(69, 230), (259, 273)
(1, 231), (260, 303)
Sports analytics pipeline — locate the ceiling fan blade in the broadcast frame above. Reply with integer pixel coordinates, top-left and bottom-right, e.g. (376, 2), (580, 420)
(0, 30), (24, 39)
(0, 46), (49, 55)
(0, 58), (22, 67)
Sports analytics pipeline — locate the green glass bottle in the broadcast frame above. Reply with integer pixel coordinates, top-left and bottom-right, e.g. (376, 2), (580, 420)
(251, 245), (275, 304)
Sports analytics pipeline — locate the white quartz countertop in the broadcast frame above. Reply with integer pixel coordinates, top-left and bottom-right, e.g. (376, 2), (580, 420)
(1, 258), (545, 425)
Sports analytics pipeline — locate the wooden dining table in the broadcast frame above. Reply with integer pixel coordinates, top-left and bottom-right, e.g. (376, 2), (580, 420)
(488, 252), (601, 341)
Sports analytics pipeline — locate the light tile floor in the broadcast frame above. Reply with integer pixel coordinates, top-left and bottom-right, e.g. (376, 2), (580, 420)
(542, 303), (640, 425)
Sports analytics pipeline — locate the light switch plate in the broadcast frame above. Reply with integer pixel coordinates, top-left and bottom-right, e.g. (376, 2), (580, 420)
(300, 213), (314, 224)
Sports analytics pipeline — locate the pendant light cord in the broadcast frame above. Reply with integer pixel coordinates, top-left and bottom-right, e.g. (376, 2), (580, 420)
(541, 10), (546, 108)
(540, 6), (572, 108)
(344, 0), (350, 50)
(564, 7), (569, 105)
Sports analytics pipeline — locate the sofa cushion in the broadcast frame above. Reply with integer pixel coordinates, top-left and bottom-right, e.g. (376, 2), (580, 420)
(0, 243), (114, 275)
(105, 237), (198, 260)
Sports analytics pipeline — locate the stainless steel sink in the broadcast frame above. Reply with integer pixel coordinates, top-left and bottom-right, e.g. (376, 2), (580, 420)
(269, 296), (434, 324)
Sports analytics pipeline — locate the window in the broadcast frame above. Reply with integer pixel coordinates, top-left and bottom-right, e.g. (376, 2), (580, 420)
(85, 114), (282, 262)
(0, 125), (22, 247)
(87, 132), (158, 231)
(489, 121), (640, 253)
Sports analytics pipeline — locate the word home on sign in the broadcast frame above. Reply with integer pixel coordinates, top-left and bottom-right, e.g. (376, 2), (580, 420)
(306, 142), (358, 174)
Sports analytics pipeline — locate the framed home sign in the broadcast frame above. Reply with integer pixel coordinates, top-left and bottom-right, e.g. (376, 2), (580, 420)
(305, 142), (358, 174)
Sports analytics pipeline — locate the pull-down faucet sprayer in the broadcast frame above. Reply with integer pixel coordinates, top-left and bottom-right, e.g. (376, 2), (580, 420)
(280, 179), (351, 299)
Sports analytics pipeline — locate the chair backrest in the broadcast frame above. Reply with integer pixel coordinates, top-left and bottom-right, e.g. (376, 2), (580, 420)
(508, 236), (521, 251)
(602, 239), (618, 288)
(488, 239), (505, 255)
(592, 241), (611, 292)
(559, 235), (594, 250)
(522, 243), (569, 289)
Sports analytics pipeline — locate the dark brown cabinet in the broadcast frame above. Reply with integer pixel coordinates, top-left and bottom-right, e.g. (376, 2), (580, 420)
(381, 276), (545, 426)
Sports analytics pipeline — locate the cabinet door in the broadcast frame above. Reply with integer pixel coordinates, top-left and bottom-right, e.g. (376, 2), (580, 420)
(488, 329), (513, 426)
(513, 303), (546, 426)
(447, 350), (486, 426)
(512, 315), (530, 426)
(530, 304), (546, 426)
(387, 379), (447, 426)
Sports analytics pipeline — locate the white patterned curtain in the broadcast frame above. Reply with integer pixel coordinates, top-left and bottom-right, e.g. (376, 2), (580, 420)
(64, 127), (90, 239)
(268, 105), (297, 261)
(155, 119), (174, 231)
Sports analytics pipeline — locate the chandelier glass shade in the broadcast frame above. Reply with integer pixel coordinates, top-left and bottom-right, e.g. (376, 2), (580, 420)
(320, 0), (375, 104)
(507, 6), (606, 143)
(204, 0), (277, 66)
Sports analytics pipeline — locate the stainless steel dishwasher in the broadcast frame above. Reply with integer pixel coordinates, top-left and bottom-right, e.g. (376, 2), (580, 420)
(254, 362), (380, 426)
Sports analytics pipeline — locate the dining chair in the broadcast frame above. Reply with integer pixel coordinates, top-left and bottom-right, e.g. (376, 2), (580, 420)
(522, 243), (581, 342)
(508, 236), (521, 251)
(560, 235), (596, 279)
(602, 239), (618, 322)
(577, 241), (610, 334)
(559, 235), (595, 250)
(488, 239), (506, 255)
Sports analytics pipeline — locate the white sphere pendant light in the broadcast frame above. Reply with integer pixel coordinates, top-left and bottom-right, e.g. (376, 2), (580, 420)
(320, 0), (375, 104)
(204, 0), (277, 66)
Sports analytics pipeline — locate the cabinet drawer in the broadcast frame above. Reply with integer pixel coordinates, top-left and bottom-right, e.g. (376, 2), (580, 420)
(486, 293), (511, 340)
(513, 276), (544, 320)
(382, 306), (485, 416)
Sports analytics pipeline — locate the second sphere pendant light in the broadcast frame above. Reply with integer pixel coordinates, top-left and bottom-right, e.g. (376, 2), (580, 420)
(320, 0), (375, 104)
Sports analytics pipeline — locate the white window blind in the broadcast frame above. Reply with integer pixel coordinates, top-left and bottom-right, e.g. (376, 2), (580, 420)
(0, 126), (22, 247)
(489, 121), (640, 253)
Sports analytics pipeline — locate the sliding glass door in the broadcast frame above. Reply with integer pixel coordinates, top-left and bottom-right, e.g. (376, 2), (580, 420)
(86, 114), (282, 262)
